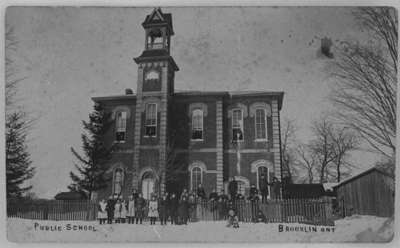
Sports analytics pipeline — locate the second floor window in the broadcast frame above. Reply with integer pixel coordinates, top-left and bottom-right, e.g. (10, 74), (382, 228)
(232, 109), (244, 141)
(191, 109), (203, 140)
(255, 109), (267, 140)
(145, 103), (157, 137)
(116, 111), (127, 142)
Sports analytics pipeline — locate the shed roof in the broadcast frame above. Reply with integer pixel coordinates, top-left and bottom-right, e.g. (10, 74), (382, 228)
(333, 167), (393, 189)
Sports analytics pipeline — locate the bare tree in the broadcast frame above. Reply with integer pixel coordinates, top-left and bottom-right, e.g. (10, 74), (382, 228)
(330, 7), (397, 159)
(309, 118), (336, 183)
(354, 7), (398, 72)
(296, 144), (318, 184)
(281, 118), (298, 183)
(308, 116), (358, 183)
(329, 126), (359, 182)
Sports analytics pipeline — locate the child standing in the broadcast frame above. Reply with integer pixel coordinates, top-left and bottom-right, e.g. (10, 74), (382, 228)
(114, 199), (122, 223)
(97, 199), (107, 224)
(127, 195), (135, 224)
(148, 195), (159, 225)
(120, 200), (127, 223)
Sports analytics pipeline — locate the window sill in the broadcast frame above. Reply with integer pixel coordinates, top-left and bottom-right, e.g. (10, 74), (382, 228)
(114, 140), (126, 144)
(254, 139), (268, 142)
(190, 139), (204, 142)
(143, 135), (157, 138)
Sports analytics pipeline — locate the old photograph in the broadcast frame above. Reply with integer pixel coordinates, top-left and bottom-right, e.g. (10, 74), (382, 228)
(5, 6), (396, 242)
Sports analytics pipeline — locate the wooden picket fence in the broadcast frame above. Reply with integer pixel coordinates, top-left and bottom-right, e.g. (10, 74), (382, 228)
(195, 198), (334, 226)
(7, 199), (97, 221)
(7, 198), (333, 226)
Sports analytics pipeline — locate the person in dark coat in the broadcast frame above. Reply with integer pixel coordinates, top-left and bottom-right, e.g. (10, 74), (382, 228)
(209, 189), (219, 202)
(248, 191), (260, 223)
(249, 184), (259, 199)
(256, 209), (267, 223)
(169, 193), (179, 225)
(178, 195), (189, 225)
(196, 184), (206, 200)
(188, 192), (197, 222)
(158, 193), (168, 225)
(217, 190), (229, 220)
(135, 193), (146, 224)
(106, 196), (116, 224)
(268, 177), (282, 199)
(131, 188), (139, 201)
(228, 177), (238, 200)
(259, 174), (269, 202)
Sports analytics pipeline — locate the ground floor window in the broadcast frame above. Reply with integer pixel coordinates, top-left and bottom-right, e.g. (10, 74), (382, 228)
(190, 166), (203, 191)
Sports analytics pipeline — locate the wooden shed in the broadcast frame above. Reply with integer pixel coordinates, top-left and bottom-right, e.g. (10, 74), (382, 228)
(283, 184), (336, 199)
(333, 167), (394, 217)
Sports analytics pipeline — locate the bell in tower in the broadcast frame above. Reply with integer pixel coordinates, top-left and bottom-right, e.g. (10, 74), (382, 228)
(142, 7), (174, 53)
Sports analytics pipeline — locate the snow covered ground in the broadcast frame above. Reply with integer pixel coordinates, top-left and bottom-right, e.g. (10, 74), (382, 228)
(7, 215), (393, 243)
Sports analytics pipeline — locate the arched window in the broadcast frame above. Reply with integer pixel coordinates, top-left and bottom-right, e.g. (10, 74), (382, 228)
(116, 111), (127, 142)
(113, 168), (124, 196)
(255, 108), (267, 140)
(145, 103), (157, 137)
(190, 167), (203, 191)
(191, 109), (203, 140)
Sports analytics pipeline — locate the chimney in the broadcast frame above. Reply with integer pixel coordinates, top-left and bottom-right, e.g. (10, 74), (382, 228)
(125, 88), (133, 95)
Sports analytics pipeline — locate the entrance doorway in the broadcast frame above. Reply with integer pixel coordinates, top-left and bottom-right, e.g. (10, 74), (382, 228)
(141, 171), (155, 200)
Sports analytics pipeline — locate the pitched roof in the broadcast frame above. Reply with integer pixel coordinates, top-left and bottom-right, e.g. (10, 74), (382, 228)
(142, 8), (174, 35)
(333, 167), (393, 188)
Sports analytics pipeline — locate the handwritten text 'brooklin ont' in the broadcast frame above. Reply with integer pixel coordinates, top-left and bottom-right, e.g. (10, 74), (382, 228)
(278, 224), (335, 233)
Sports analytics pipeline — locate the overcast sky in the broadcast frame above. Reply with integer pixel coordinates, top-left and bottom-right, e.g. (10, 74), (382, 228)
(6, 6), (380, 198)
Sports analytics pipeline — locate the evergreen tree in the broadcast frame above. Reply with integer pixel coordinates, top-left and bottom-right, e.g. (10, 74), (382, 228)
(6, 25), (35, 199)
(6, 112), (35, 198)
(69, 103), (113, 199)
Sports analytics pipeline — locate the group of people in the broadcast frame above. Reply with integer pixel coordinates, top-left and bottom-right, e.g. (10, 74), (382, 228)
(228, 176), (282, 202)
(97, 178), (282, 227)
(97, 190), (147, 225)
(97, 188), (203, 225)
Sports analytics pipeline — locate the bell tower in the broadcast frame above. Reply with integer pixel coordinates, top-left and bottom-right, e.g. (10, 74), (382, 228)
(132, 8), (179, 196)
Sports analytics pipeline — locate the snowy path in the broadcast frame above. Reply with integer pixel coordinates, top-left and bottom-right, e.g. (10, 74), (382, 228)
(7, 215), (393, 242)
